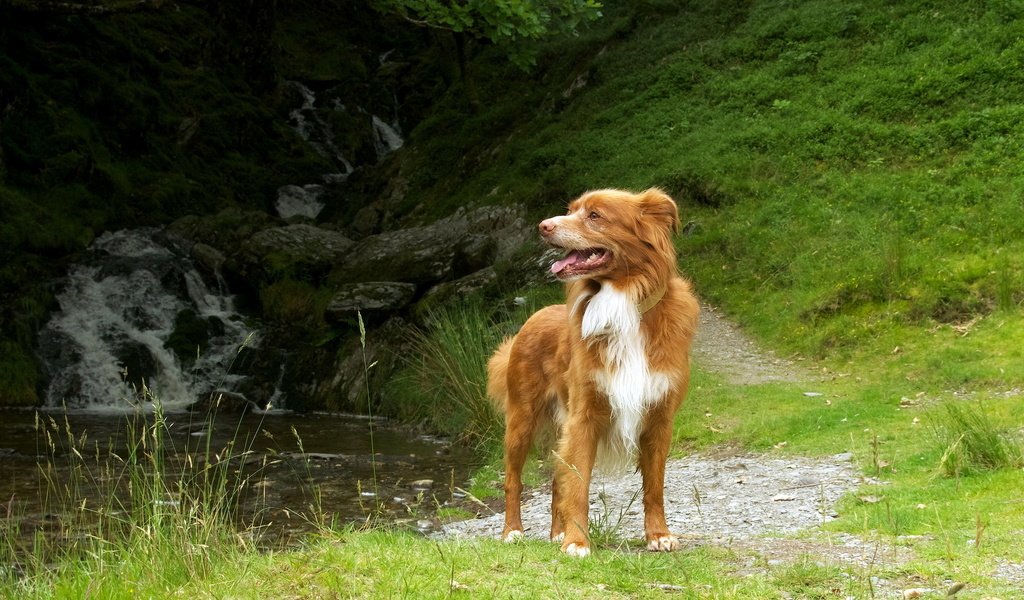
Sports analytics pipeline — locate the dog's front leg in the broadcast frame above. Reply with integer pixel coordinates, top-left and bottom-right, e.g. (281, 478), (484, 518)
(554, 404), (606, 557)
(638, 401), (680, 552)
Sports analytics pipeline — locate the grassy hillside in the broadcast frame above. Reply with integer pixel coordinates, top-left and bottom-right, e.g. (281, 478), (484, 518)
(5, 2), (1024, 597)
(393, 0), (1024, 394)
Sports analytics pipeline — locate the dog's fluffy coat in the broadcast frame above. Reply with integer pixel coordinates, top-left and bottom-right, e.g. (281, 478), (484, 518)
(487, 188), (699, 557)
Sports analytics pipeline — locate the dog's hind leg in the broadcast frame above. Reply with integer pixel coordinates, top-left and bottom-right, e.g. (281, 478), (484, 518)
(497, 382), (552, 540)
(500, 393), (541, 541)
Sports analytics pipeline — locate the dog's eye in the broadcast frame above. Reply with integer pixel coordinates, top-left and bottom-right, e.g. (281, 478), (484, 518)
(588, 211), (600, 220)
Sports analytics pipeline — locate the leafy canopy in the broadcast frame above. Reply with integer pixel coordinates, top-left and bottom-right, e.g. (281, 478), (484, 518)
(373, 0), (603, 68)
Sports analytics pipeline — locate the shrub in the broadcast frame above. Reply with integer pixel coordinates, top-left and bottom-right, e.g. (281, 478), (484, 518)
(934, 401), (1024, 478)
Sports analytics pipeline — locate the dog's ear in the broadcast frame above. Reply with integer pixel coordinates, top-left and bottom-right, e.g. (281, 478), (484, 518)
(639, 187), (680, 235)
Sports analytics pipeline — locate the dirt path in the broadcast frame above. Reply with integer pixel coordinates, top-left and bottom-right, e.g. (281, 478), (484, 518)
(692, 304), (807, 384)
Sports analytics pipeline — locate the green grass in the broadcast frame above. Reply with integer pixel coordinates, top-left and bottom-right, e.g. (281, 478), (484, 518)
(386, 0), (1024, 396)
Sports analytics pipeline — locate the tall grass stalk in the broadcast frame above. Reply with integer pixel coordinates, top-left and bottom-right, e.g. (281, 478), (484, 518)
(358, 311), (379, 499)
(934, 402), (1024, 478)
(403, 301), (504, 451)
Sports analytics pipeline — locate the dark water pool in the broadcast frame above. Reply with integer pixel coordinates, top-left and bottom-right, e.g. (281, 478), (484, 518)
(0, 408), (482, 548)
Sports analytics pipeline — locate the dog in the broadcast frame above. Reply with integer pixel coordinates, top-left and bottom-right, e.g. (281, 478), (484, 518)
(487, 187), (699, 557)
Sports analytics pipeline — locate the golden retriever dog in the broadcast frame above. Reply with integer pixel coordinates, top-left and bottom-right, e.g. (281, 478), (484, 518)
(487, 188), (699, 557)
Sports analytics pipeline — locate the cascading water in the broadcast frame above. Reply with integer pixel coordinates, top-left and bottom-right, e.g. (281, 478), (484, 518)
(371, 114), (404, 159)
(37, 228), (256, 412)
(275, 81), (353, 220)
(275, 80), (404, 219)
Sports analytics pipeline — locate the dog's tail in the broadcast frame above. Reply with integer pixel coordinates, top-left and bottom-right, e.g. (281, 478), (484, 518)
(486, 337), (514, 416)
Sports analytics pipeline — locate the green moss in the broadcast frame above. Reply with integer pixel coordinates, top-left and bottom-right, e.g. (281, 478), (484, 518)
(0, 342), (39, 406)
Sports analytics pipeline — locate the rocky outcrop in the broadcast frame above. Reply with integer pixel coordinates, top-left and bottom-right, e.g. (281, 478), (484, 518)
(416, 267), (498, 317)
(238, 224), (354, 280)
(330, 205), (529, 286)
(325, 282), (417, 323)
(323, 317), (413, 411)
(162, 208), (278, 258)
(159, 201), (537, 414)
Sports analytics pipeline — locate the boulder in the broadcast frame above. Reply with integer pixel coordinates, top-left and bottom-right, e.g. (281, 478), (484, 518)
(348, 205), (381, 239)
(239, 224), (354, 280)
(417, 267), (498, 317)
(330, 204), (527, 286)
(162, 208), (277, 257)
(324, 317), (412, 411)
(325, 282), (417, 323)
(190, 243), (226, 275)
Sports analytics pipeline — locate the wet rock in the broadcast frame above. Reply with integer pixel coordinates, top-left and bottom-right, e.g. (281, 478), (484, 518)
(239, 224), (354, 281)
(164, 309), (214, 366)
(330, 205), (527, 286)
(116, 342), (158, 392)
(187, 390), (261, 414)
(418, 268), (498, 317)
(324, 282), (417, 323)
(190, 243), (226, 275)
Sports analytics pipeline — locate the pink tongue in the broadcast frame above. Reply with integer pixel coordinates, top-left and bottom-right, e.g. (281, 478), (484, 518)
(551, 251), (582, 274)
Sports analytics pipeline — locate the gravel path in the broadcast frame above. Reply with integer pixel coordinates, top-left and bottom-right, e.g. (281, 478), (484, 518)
(692, 304), (807, 385)
(443, 453), (860, 542)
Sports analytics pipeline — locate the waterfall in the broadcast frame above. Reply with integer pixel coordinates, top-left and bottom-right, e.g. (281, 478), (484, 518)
(276, 81), (405, 219)
(286, 81), (355, 176)
(276, 81), (357, 220)
(372, 114), (404, 159)
(37, 229), (256, 412)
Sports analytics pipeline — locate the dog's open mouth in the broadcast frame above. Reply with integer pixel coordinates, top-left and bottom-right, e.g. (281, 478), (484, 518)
(550, 248), (611, 279)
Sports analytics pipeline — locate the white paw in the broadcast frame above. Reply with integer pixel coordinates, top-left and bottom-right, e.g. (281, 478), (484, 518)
(564, 542), (591, 558)
(550, 532), (564, 543)
(502, 530), (524, 543)
(646, 535), (680, 552)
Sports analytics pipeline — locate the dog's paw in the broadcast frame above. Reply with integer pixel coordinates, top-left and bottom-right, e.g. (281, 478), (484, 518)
(502, 530), (524, 543)
(646, 534), (680, 552)
(562, 542), (591, 558)
(550, 532), (564, 543)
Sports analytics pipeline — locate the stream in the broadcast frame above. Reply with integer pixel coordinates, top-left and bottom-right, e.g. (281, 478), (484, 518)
(1, 407), (480, 548)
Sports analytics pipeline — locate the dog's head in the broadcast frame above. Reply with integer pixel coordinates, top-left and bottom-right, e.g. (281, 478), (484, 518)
(539, 188), (680, 282)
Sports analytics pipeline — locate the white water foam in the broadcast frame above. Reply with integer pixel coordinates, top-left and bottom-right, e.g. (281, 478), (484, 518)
(38, 229), (255, 412)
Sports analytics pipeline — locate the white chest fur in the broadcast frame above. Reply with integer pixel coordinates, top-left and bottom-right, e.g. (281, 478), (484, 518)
(580, 284), (671, 470)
